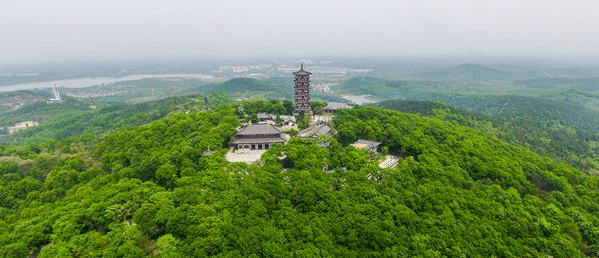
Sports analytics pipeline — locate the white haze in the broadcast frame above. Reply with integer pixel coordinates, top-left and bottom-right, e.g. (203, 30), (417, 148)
(1, 0), (598, 64)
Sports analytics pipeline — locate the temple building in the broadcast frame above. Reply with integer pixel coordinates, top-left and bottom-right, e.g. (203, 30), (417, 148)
(231, 124), (287, 150)
(293, 63), (312, 116)
(351, 139), (382, 152)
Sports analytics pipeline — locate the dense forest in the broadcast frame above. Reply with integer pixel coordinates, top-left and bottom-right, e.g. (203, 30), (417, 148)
(2, 99), (599, 257)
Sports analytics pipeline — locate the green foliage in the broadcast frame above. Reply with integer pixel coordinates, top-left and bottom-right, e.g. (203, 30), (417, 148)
(98, 108), (240, 184)
(310, 100), (327, 114)
(3, 103), (599, 257)
(234, 99), (292, 117)
(376, 99), (450, 116)
(297, 114), (312, 130)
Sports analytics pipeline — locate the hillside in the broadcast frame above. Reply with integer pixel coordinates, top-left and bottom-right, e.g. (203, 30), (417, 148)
(1, 103), (599, 256)
(0, 93), (233, 145)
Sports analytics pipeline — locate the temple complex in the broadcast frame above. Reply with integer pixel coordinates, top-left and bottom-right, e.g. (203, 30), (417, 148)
(293, 63), (312, 116)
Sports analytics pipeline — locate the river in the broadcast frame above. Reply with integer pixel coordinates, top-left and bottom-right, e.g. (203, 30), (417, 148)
(341, 94), (378, 105)
(0, 74), (221, 93)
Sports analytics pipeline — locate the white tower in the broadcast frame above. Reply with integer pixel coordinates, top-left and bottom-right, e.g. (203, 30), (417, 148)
(50, 81), (62, 103)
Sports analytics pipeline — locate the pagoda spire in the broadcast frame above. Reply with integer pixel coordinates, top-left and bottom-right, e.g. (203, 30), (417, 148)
(293, 64), (312, 116)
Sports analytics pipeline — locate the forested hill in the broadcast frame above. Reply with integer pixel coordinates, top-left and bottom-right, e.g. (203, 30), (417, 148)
(376, 97), (599, 172)
(2, 103), (599, 257)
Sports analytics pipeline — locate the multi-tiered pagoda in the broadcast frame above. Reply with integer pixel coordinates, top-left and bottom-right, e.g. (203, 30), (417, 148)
(293, 63), (312, 116)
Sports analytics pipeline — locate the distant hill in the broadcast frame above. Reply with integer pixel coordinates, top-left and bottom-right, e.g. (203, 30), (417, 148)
(410, 63), (512, 81)
(515, 77), (599, 91)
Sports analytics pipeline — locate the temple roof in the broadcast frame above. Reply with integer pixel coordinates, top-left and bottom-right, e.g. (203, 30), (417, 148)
(237, 123), (281, 136)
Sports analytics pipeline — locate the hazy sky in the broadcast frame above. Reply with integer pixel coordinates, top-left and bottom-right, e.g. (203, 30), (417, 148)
(1, 0), (598, 63)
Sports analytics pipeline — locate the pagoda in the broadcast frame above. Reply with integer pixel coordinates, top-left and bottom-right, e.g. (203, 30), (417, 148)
(293, 63), (312, 116)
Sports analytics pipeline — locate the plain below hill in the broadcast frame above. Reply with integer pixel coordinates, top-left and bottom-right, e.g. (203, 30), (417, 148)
(409, 63), (513, 82)
(196, 77), (347, 103)
(198, 78), (278, 95)
(515, 77), (599, 91)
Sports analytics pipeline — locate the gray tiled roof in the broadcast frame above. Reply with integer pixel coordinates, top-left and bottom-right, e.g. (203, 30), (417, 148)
(318, 126), (332, 135)
(257, 113), (274, 119)
(280, 115), (296, 123)
(237, 124), (281, 136)
(293, 70), (311, 75)
(298, 121), (332, 137)
(352, 139), (382, 150)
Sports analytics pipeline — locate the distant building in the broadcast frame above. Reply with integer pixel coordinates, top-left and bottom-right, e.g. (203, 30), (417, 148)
(293, 63), (312, 116)
(7, 121), (39, 135)
(323, 102), (352, 114)
(232, 124), (287, 150)
(280, 115), (296, 127)
(298, 121), (333, 138)
(256, 113), (276, 124)
(351, 139), (381, 152)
